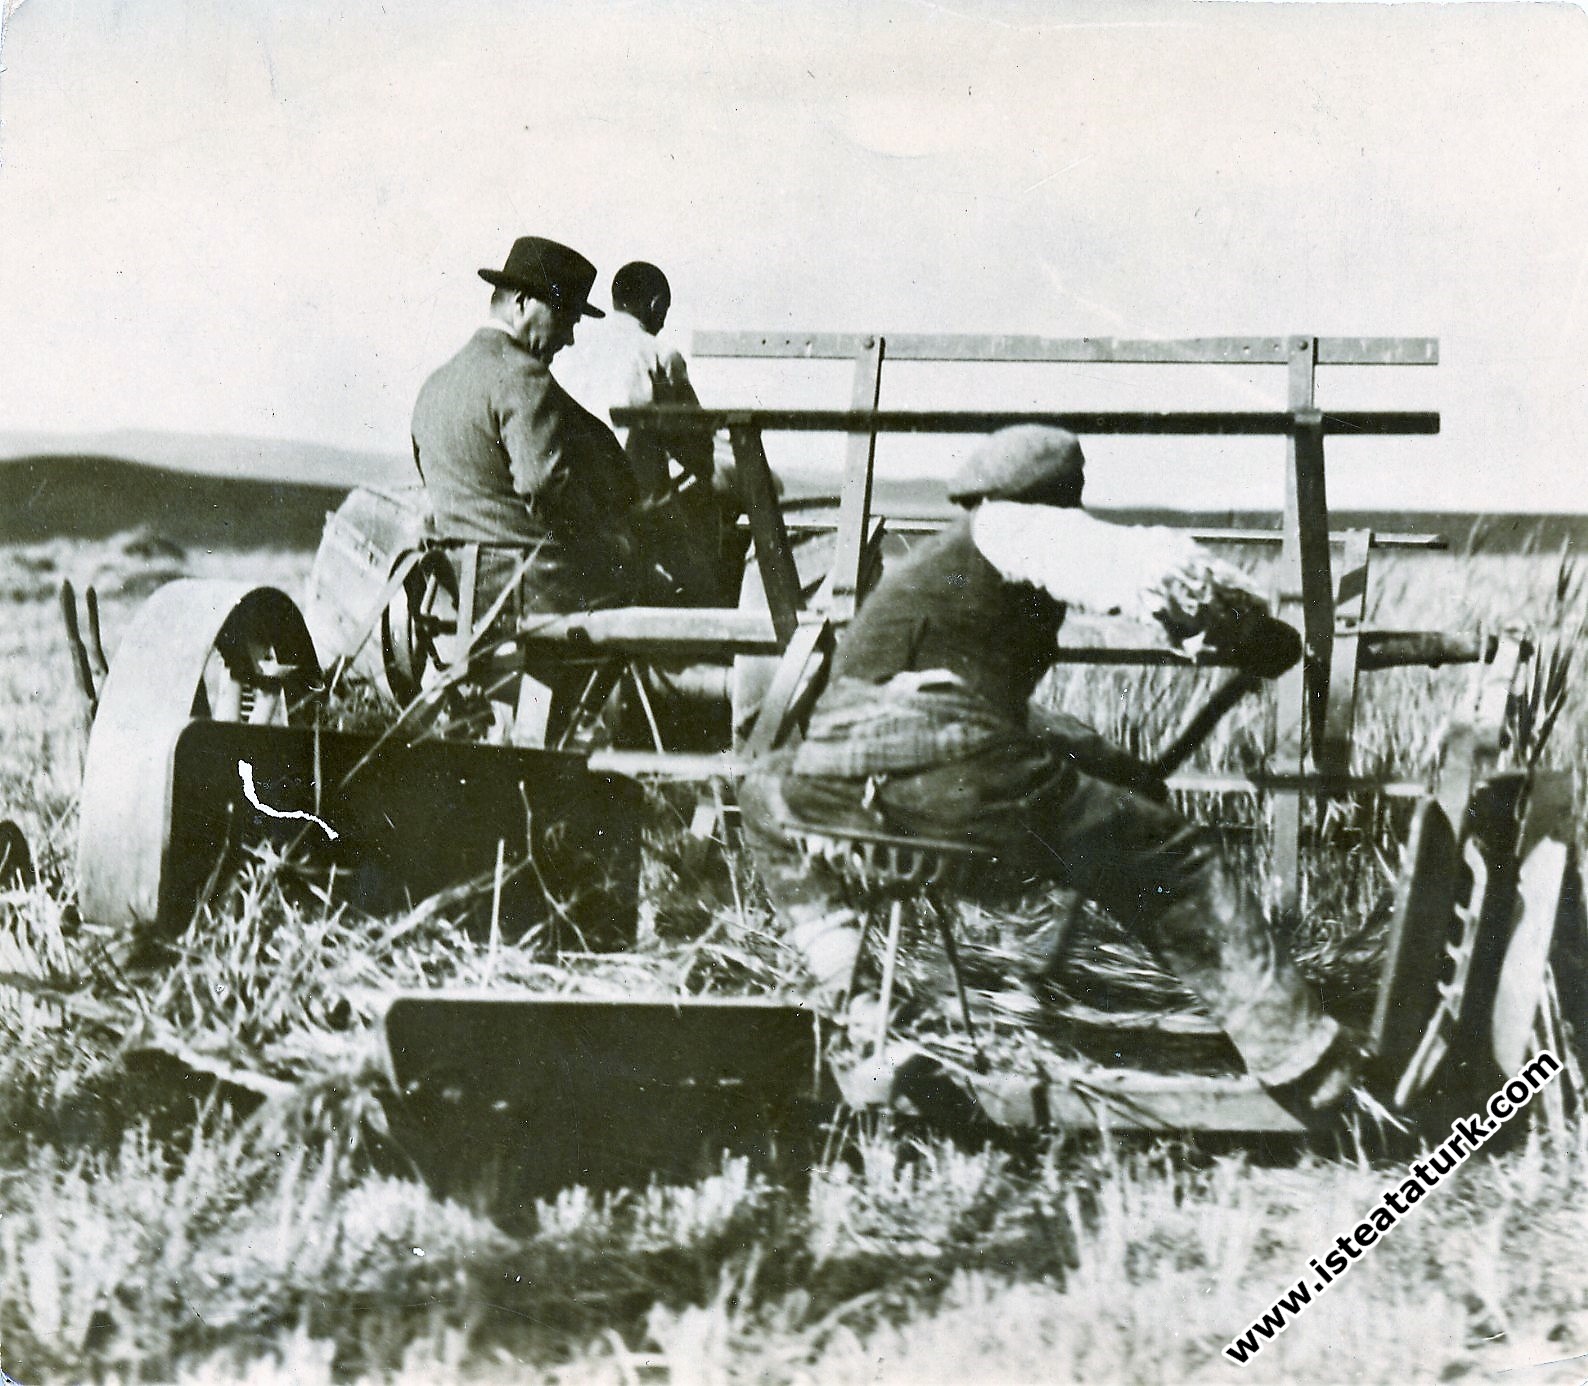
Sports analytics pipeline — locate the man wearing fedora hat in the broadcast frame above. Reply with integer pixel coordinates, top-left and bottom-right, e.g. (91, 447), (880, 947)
(412, 235), (642, 615)
(741, 424), (1425, 1132)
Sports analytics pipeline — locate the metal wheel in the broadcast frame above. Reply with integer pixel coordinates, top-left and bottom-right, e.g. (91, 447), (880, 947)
(0, 821), (34, 891)
(78, 581), (322, 927)
(194, 592), (322, 724)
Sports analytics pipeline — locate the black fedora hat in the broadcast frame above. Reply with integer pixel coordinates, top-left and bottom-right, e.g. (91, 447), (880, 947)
(479, 236), (605, 318)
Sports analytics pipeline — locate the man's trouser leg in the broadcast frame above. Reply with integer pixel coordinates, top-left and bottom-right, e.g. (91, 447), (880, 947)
(870, 744), (1342, 1093)
(739, 755), (867, 998)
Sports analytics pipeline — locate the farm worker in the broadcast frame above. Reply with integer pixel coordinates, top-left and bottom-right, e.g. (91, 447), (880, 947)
(562, 259), (743, 606)
(411, 236), (644, 615)
(741, 425), (1376, 1128)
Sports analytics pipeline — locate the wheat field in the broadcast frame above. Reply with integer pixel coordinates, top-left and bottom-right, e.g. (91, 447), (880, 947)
(0, 528), (1585, 1385)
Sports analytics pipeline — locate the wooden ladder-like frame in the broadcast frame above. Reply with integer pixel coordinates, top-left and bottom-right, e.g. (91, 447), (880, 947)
(620, 330), (1453, 916)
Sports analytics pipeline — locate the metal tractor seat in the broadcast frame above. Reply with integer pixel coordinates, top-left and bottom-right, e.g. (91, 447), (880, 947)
(783, 810), (994, 1070)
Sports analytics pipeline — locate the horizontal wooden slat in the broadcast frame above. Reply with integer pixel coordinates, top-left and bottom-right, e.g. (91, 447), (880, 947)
(972, 1071), (1305, 1132)
(512, 613), (1484, 669)
(1050, 630), (1482, 668)
(692, 331), (1438, 367)
(581, 755), (1435, 793)
(513, 607), (782, 656)
(758, 515), (1448, 549)
(1357, 630), (1493, 667)
(1317, 336), (1439, 366)
(1048, 648), (1238, 667)
(589, 750), (744, 779)
(1166, 772), (1428, 797)
(613, 406), (1440, 436)
(576, 756), (1435, 797)
(1192, 529), (1449, 550)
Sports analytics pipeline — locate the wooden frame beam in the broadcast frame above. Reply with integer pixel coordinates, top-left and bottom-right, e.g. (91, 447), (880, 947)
(694, 331), (1438, 367)
(1318, 530), (1373, 775)
(826, 338), (886, 620)
(510, 615), (1488, 669)
(729, 423), (803, 644)
(613, 406), (1439, 436)
(756, 515), (1448, 549)
(604, 329), (1454, 947)
(1269, 338), (1324, 916)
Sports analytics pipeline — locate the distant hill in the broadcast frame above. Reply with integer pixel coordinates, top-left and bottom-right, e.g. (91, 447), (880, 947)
(0, 455), (355, 549)
(1, 442), (1583, 555)
(0, 430), (408, 489)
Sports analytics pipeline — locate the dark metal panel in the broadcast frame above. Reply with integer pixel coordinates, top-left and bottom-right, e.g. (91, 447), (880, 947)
(1370, 798), (1459, 1077)
(162, 725), (643, 948)
(382, 994), (822, 1205)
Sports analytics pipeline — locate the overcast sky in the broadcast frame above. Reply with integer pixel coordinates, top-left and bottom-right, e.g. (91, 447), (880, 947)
(2, 0), (1586, 510)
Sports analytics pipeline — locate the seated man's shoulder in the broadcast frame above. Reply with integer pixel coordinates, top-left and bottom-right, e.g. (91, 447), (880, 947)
(479, 338), (558, 399)
(426, 330), (536, 390)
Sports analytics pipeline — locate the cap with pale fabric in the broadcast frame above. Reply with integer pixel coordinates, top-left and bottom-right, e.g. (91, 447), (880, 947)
(946, 425), (1085, 507)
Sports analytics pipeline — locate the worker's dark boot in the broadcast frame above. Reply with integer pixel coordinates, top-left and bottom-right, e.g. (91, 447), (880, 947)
(1126, 846), (1347, 1099)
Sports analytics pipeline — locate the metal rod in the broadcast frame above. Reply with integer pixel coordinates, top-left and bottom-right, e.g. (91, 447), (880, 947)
(876, 898), (905, 1054)
(58, 580), (99, 728)
(511, 612), (1489, 668)
(1046, 631), (1490, 668)
(85, 586), (110, 680)
(930, 896), (987, 1073)
(1150, 671), (1260, 777)
(627, 663), (667, 753)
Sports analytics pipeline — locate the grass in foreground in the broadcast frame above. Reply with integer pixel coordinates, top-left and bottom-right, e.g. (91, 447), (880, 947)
(3, 1103), (1587, 1383)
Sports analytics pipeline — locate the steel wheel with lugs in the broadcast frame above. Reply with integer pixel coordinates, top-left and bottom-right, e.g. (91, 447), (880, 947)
(77, 581), (322, 928)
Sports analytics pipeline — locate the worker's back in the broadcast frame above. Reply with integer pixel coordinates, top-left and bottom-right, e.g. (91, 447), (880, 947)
(830, 514), (1065, 716)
